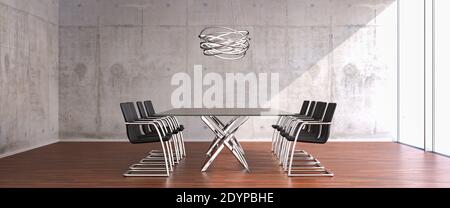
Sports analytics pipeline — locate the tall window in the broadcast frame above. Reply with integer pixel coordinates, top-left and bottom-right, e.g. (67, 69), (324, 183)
(398, 0), (425, 149)
(434, 0), (450, 156)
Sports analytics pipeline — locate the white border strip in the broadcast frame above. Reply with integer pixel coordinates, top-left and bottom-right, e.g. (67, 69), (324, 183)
(0, 139), (59, 159)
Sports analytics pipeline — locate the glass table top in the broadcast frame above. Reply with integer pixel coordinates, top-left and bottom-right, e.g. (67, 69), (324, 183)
(156, 108), (294, 116)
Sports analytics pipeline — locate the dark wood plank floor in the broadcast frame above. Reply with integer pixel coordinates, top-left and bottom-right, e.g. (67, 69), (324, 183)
(0, 142), (449, 188)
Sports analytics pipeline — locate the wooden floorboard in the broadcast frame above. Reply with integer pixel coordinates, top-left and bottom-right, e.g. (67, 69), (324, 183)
(0, 142), (449, 188)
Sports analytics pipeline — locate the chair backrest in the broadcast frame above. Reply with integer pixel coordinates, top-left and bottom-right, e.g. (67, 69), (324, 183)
(143, 100), (160, 133)
(136, 101), (148, 119)
(136, 101), (152, 134)
(322, 103), (337, 123)
(296, 102), (337, 144)
(311, 102), (327, 120)
(299, 100), (310, 115)
(301, 101), (326, 137)
(143, 100), (156, 116)
(306, 101), (316, 117)
(120, 102), (144, 143)
(316, 103), (337, 143)
(120, 102), (139, 122)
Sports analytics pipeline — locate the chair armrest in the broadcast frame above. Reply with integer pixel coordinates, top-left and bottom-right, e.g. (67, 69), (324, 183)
(298, 118), (318, 121)
(292, 117), (314, 121)
(125, 121), (156, 125)
(303, 122), (331, 125)
(137, 118), (163, 121)
(292, 122), (332, 141)
(295, 121), (331, 130)
(125, 121), (167, 138)
(293, 115), (312, 118)
(294, 118), (321, 124)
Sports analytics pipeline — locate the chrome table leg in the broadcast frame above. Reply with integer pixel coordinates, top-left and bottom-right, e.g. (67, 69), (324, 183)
(200, 116), (250, 172)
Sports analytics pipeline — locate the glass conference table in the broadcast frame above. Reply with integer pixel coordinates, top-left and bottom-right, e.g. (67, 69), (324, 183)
(157, 108), (293, 172)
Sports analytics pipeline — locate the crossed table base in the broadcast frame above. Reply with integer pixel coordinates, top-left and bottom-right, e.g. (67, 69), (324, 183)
(200, 116), (250, 172)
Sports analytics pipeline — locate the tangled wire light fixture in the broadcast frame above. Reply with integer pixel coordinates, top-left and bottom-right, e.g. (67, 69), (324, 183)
(199, 26), (250, 60)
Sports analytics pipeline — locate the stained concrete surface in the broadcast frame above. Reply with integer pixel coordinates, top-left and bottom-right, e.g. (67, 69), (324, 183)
(58, 0), (397, 141)
(0, 0), (59, 155)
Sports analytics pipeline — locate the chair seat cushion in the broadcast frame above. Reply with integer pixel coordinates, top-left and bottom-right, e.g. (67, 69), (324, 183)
(134, 132), (173, 143)
(286, 132), (324, 143)
(164, 133), (173, 140)
(286, 135), (296, 141)
(133, 135), (161, 143)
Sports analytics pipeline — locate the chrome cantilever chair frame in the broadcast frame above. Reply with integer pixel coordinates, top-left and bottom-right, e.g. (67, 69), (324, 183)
(272, 101), (314, 154)
(286, 121), (334, 177)
(138, 118), (176, 164)
(141, 101), (186, 160)
(273, 116), (304, 158)
(170, 116), (186, 157)
(271, 103), (334, 177)
(279, 118), (317, 169)
(142, 116), (185, 163)
(271, 116), (284, 153)
(123, 120), (173, 177)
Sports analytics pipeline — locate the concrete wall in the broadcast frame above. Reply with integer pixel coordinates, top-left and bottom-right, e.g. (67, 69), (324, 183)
(59, 0), (397, 141)
(0, 0), (59, 156)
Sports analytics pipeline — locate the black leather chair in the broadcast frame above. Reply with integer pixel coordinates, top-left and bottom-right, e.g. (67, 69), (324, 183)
(144, 100), (186, 158)
(287, 103), (336, 144)
(271, 101), (309, 131)
(136, 101), (185, 162)
(282, 103), (337, 177)
(144, 100), (185, 132)
(272, 101), (316, 141)
(271, 100), (311, 153)
(120, 102), (174, 177)
(274, 101), (326, 159)
(281, 102), (326, 135)
(276, 102), (326, 164)
(297, 100), (310, 116)
(296, 101), (316, 119)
